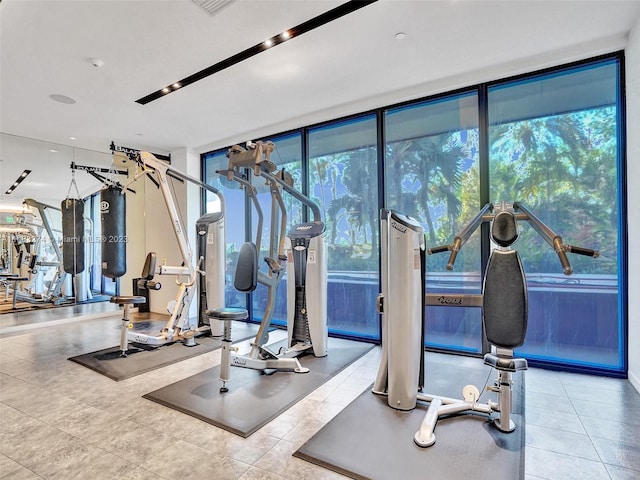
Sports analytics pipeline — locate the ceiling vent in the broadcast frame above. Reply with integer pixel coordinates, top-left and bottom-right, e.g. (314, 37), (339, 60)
(190, 0), (234, 16)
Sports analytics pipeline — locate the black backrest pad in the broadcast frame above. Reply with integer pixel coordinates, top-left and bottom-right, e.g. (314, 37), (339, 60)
(491, 211), (518, 247)
(234, 242), (258, 293)
(141, 252), (156, 280)
(482, 250), (528, 348)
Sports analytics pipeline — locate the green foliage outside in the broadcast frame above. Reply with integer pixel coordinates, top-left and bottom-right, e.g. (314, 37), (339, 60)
(309, 148), (379, 272)
(307, 106), (617, 278)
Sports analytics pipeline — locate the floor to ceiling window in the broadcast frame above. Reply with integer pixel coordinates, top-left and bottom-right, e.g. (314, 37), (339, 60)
(202, 149), (247, 310)
(488, 56), (624, 373)
(384, 91), (482, 353)
(307, 115), (379, 339)
(88, 192), (116, 296)
(202, 52), (626, 375)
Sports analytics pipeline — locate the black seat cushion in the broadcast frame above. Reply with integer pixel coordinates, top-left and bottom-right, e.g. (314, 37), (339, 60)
(110, 295), (146, 305)
(234, 242), (258, 293)
(206, 307), (248, 321)
(483, 353), (528, 372)
(482, 250), (528, 348)
(141, 252), (157, 280)
(491, 211), (519, 247)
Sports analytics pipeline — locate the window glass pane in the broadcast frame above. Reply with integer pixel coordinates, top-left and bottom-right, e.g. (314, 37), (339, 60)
(83, 194), (116, 296)
(385, 92), (482, 353)
(203, 149), (247, 309)
(488, 58), (623, 372)
(308, 115), (379, 340)
(102, 279), (116, 295)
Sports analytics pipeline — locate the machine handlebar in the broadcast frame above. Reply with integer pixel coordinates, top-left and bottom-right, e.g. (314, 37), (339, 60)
(427, 202), (599, 276)
(554, 241), (573, 276)
(427, 240), (461, 270)
(566, 245), (600, 258)
(555, 243), (600, 276)
(446, 238), (462, 271)
(427, 245), (450, 255)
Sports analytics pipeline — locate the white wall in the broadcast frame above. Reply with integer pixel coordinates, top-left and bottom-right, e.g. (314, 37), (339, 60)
(626, 15), (640, 393)
(170, 147), (201, 321)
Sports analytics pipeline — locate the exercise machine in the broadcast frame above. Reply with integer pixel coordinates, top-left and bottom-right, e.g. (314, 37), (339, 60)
(1, 203), (71, 309)
(373, 202), (598, 447)
(110, 150), (226, 355)
(16, 198), (69, 305)
(285, 219), (328, 358)
(111, 251), (161, 356)
(207, 140), (327, 392)
(196, 210), (226, 330)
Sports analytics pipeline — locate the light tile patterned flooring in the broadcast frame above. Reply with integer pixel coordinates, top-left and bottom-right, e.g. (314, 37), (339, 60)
(0, 304), (639, 480)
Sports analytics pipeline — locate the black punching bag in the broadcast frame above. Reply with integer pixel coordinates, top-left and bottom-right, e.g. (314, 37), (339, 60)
(61, 198), (85, 274)
(101, 186), (126, 279)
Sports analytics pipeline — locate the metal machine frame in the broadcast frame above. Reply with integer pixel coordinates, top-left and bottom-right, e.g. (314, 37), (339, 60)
(114, 151), (226, 350)
(215, 141), (327, 379)
(16, 199), (69, 305)
(374, 202), (599, 447)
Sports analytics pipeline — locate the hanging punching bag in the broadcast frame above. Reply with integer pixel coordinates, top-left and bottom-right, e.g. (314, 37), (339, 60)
(61, 198), (85, 274)
(101, 186), (126, 279)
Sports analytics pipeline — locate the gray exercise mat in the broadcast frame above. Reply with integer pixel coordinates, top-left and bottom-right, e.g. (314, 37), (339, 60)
(69, 321), (259, 381)
(294, 353), (525, 480)
(143, 337), (374, 437)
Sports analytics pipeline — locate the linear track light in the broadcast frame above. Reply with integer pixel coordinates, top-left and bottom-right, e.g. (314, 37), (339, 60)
(136, 0), (378, 105)
(4, 169), (32, 194)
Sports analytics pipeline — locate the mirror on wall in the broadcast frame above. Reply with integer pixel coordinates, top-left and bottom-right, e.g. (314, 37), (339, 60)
(0, 133), (143, 314)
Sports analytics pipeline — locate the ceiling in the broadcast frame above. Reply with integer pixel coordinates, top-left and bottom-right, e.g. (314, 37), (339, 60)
(1, 0), (639, 208)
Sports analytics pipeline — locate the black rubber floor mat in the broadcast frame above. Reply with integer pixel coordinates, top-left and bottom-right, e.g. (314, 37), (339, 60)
(143, 337), (374, 437)
(69, 321), (260, 381)
(294, 353), (525, 480)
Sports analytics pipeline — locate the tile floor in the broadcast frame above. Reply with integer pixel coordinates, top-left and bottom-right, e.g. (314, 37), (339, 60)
(0, 304), (639, 480)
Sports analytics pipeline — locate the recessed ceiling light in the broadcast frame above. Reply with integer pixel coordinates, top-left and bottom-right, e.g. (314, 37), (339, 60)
(49, 149), (58, 153)
(70, 136), (77, 140)
(264, 39), (274, 47)
(395, 32), (407, 40)
(281, 30), (291, 40)
(172, 82), (181, 89)
(162, 87), (170, 94)
(49, 94), (76, 104)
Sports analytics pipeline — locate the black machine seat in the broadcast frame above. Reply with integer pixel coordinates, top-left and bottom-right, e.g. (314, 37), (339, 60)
(208, 307), (248, 321)
(111, 252), (159, 308)
(483, 352), (528, 372)
(206, 242), (258, 322)
(110, 295), (146, 305)
(111, 294), (146, 357)
(482, 210), (528, 373)
(109, 252), (157, 347)
(207, 242), (259, 393)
